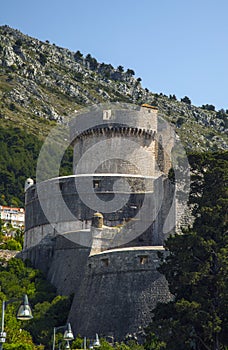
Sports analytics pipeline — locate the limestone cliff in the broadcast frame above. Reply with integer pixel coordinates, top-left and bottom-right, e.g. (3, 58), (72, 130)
(0, 25), (227, 151)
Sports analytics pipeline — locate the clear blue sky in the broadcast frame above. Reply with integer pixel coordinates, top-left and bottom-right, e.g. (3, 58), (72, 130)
(1, 0), (228, 110)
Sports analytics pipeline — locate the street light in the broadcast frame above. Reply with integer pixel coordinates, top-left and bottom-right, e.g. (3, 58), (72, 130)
(17, 295), (33, 321)
(65, 340), (70, 349)
(53, 323), (74, 350)
(0, 294), (33, 350)
(93, 334), (100, 347)
(88, 334), (100, 349)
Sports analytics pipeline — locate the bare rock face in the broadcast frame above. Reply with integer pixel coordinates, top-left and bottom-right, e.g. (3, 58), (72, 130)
(0, 249), (18, 261)
(0, 25), (227, 151)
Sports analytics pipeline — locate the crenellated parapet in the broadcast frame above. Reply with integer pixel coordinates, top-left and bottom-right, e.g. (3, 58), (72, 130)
(75, 125), (156, 141)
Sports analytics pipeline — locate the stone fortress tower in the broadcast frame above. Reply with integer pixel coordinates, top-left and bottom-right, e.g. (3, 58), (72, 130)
(22, 104), (181, 341)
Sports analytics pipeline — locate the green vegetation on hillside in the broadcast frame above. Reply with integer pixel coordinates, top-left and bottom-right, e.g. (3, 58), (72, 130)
(0, 25), (227, 207)
(145, 151), (228, 349)
(0, 126), (42, 206)
(0, 151), (227, 349)
(0, 126), (72, 207)
(0, 257), (72, 350)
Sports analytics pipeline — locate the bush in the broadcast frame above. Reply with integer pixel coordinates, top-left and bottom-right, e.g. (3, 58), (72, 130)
(3, 239), (22, 251)
(201, 104), (215, 111)
(181, 96), (191, 105)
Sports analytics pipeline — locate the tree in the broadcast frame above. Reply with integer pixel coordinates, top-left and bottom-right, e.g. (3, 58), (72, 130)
(39, 53), (47, 66)
(0, 257), (72, 349)
(14, 228), (24, 247)
(169, 94), (177, 101)
(181, 96), (191, 105)
(176, 116), (185, 128)
(146, 152), (228, 350)
(201, 104), (216, 111)
(117, 65), (124, 72)
(3, 239), (22, 251)
(74, 50), (83, 61)
(126, 69), (135, 76)
(216, 109), (227, 119)
(85, 54), (98, 70)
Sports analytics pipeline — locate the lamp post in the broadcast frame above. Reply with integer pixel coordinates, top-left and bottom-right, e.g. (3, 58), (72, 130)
(0, 294), (33, 350)
(88, 334), (100, 350)
(52, 323), (74, 350)
(93, 334), (100, 348)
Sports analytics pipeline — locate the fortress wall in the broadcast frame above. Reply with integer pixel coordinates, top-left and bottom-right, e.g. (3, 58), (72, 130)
(47, 234), (91, 295)
(68, 247), (172, 341)
(24, 175), (175, 249)
(23, 221), (90, 249)
(19, 241), (172, 341)
(19, 233), (91, 295)
(24, 176), (153, 244)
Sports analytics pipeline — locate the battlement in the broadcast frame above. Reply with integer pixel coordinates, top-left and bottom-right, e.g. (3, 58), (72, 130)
(74, 125), (156, 141)
(70, 105), (158, 140)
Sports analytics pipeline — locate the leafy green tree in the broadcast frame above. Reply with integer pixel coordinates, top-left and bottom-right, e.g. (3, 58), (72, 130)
(146, 152), (228, 349)
(14, 228), (24, 247)
(0, 258), (72, 349)
(216, 109), (227, 119)
(74, 50), (83, 60)
(181, 96), (191, 105)
(39, 53), (47, 66)
(144, 333), (166, 350)
(2, 239), (22, 251)
(176, 116), (185, 127)
(201, 104), (216, 111)
(117, 65), (124, 72)
(169, 94), (177, 101)
(25, 295), (72, 347)
(71, 335), (84, 349)
(0, 126), (73, 206)
(126, 69), (135, 77)
(98, 339), (113, 350)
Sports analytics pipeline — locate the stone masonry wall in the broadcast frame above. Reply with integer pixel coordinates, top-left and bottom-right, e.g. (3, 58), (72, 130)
(68, 247), (172, 341)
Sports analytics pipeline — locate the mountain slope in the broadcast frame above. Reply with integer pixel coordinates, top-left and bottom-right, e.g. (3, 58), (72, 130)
(0, 25), (227, 206)
(0, 25), (227, 149)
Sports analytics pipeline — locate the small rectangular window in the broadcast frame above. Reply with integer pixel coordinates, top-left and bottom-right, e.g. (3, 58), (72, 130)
(93, 180), (101, 189)
(139, 256), (148, 265)
(103, 109), (112, 120)
(101, 258), (109, 267)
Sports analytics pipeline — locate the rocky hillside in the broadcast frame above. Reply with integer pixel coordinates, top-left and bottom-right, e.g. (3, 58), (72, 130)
(0, 24), (227, 151)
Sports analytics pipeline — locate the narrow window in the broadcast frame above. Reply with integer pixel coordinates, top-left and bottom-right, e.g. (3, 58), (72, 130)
(101, 258), (109, 267)
(139, 256), (148, 265)
(93, 180), (101, 189)
(103, 109), (112, 120)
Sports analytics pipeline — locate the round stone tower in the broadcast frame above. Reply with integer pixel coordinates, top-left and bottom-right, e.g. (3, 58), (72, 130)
(24, 104), (175, 249)
(22, 103), (178, 341)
